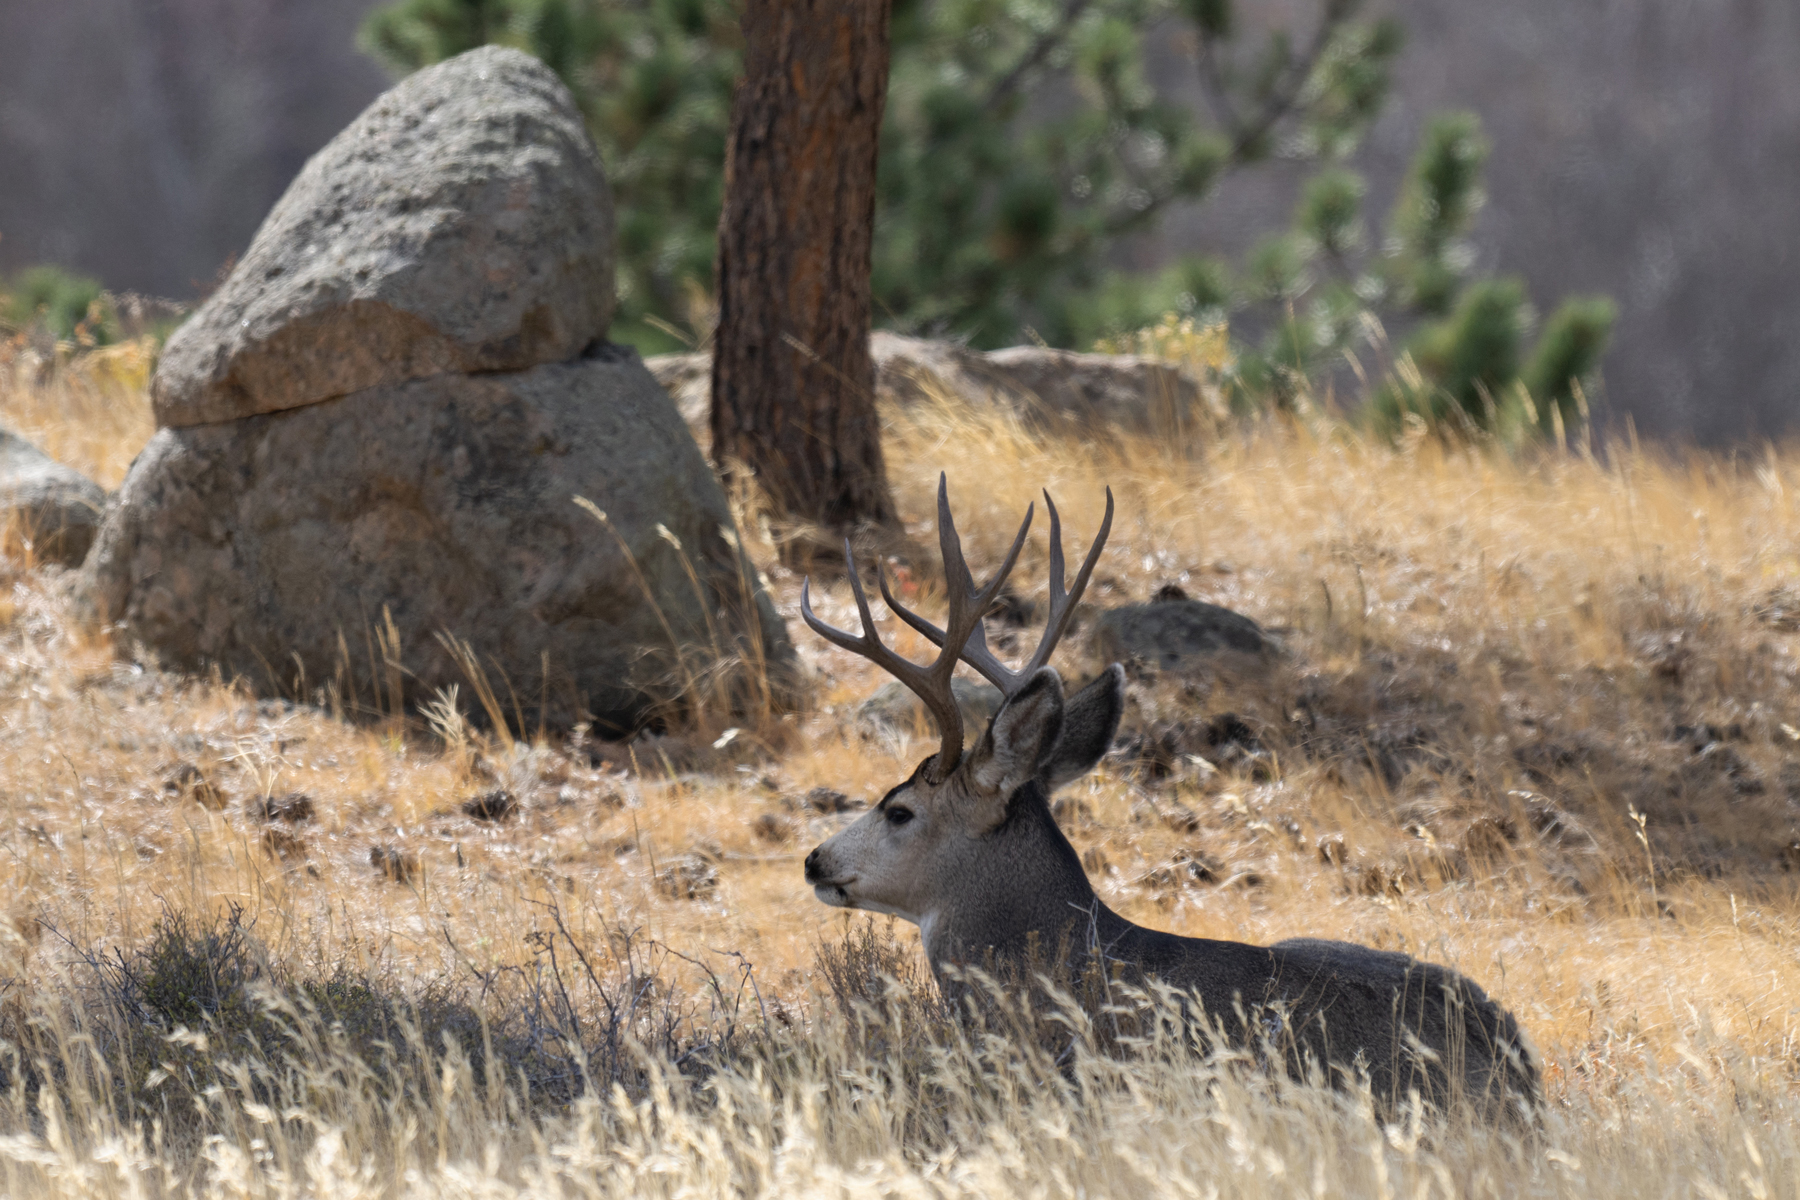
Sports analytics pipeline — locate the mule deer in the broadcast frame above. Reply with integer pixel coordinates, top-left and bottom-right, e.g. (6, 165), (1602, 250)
(802, 476), (1539, 1119)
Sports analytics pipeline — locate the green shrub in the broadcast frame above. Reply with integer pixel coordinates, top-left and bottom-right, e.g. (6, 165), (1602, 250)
(358, 0), (1402, 352)
(1522, 296), (1617, 436)
(1213, 110), (1613, 440)
(2, 265), (114, 343)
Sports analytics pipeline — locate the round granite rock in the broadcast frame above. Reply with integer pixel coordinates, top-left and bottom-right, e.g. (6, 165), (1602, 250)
(151, 46), (615, 428)
(86, 348), (791, 731)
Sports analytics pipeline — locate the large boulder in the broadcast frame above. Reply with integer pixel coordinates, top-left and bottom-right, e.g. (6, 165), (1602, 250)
(152, 46), (614, 428)
(647, 332), (1225, 446)
(86, 46), (788, 729)
(84, 347), (789, 731)
(0, 429), (106, 566)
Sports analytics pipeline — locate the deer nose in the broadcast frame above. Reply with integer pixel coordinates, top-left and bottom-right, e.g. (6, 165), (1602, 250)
(803, 848), (822, 882)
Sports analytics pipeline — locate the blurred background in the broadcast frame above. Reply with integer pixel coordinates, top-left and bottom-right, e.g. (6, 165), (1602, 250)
(1, 0), (1795, 443)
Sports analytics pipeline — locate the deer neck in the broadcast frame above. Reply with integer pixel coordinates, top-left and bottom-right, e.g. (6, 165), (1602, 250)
(920, 782), (1131, 978)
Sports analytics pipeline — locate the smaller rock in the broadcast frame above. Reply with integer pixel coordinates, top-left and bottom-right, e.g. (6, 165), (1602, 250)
(1141, 848), (1223, 895)
(257, 791), (315, 823)
(262, 827), (307, 861)
(1092, 598), (1275, 669)
(791, 787), (861, 815)
(1357, 863), (1406, 898)
(1752, 586), (1800, 632)
(1050, 794), (1095, 829)
(160, 761), (226, 809)
(1669, 722), (1744, 750)
(370, 845), (419, 883)
(1461, 815), (1517, 863)
(752, 812), (795, 844)
(858, 677), (1005, 735)
(1114, 712), (1264, 786)
(0, 430), (106, 566)
(656, 854), (719, 900)
(462, 789), (518, 822)
(1158, 801), (1203, 834)
(1512, 790), (1593, 848)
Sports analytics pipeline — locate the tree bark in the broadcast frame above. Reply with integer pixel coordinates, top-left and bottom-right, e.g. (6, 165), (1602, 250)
(710, 0), (897, 557)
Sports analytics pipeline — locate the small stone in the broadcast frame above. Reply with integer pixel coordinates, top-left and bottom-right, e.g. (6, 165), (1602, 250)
(0, 429), (107, 567)
(462, 789), (517, 822)
(1050, 795), (1095, 829)
(261, 827), (306, 860)
(369, 845), (419, 883)
(656, 854), (719, 900)
(752, 813), (795, 844)
(1159, 802), (1202, 834)
(160, 761), (226, 809)
(795, 787), (860, 814)
(1357, 864), (1405, 898)
(1461, 815), (1517, 863)
(257, 791), (315, 823)
(1141, 848), (1221, 893)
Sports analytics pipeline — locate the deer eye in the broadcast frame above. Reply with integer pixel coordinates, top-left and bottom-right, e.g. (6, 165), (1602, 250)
(885, 805), (915, 827)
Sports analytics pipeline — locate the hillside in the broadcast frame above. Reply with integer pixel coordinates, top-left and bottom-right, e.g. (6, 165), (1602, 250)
(2, 347), (1800, 1195)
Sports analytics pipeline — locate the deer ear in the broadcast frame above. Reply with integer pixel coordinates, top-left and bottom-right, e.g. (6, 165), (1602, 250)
(968, 668), (1065, 824)
(1039, 664), (1124, 791)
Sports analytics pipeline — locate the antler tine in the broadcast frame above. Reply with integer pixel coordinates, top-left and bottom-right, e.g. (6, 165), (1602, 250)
(934, 474), (1034, 618)
(894, 485), (1115, 698)
(880, 475), (1034, 664)
(1016, 485), (1115, 678)
(800, 539), (969, 780)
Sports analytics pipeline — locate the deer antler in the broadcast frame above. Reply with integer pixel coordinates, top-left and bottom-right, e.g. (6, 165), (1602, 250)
(881, 486), (1113, 699)
(800, 474), (1033, 781)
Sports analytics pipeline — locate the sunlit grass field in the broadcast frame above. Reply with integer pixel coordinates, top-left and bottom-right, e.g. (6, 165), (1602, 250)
(4, 337), (1800, 1196)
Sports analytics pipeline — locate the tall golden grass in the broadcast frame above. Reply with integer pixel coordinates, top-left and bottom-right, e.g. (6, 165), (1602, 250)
(3, 345), (1800, 1195)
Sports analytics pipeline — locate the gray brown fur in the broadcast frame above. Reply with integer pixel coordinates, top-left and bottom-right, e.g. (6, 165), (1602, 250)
(806, 665), (1541, 1120)
(802, 479), (1537, 1120)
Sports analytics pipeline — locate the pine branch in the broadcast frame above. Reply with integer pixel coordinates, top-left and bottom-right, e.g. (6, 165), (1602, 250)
(985, 0), (1095, 111)
(1196, 0), (1360, 163)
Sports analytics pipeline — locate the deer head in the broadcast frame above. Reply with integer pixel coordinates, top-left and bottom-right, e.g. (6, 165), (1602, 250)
(800, 476), (1123, 933)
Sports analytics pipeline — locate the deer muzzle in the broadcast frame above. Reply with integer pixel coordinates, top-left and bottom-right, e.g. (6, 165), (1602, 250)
(803, 845), (856, 907)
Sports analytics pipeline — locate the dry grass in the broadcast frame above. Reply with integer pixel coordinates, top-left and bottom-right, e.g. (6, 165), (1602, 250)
(4, 348), (1800, 1195)
(0, 335), (156, 487)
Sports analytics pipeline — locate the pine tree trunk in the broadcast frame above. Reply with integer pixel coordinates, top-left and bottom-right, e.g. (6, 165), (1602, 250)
(710, 0), (897, 558)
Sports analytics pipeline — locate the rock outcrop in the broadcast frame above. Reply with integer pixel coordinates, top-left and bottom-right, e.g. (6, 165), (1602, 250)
(152, 46), (615, 428)
(0, 429), (107, 566)
(83, 47), (788, 730)
(648, 331), (1225, 444)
